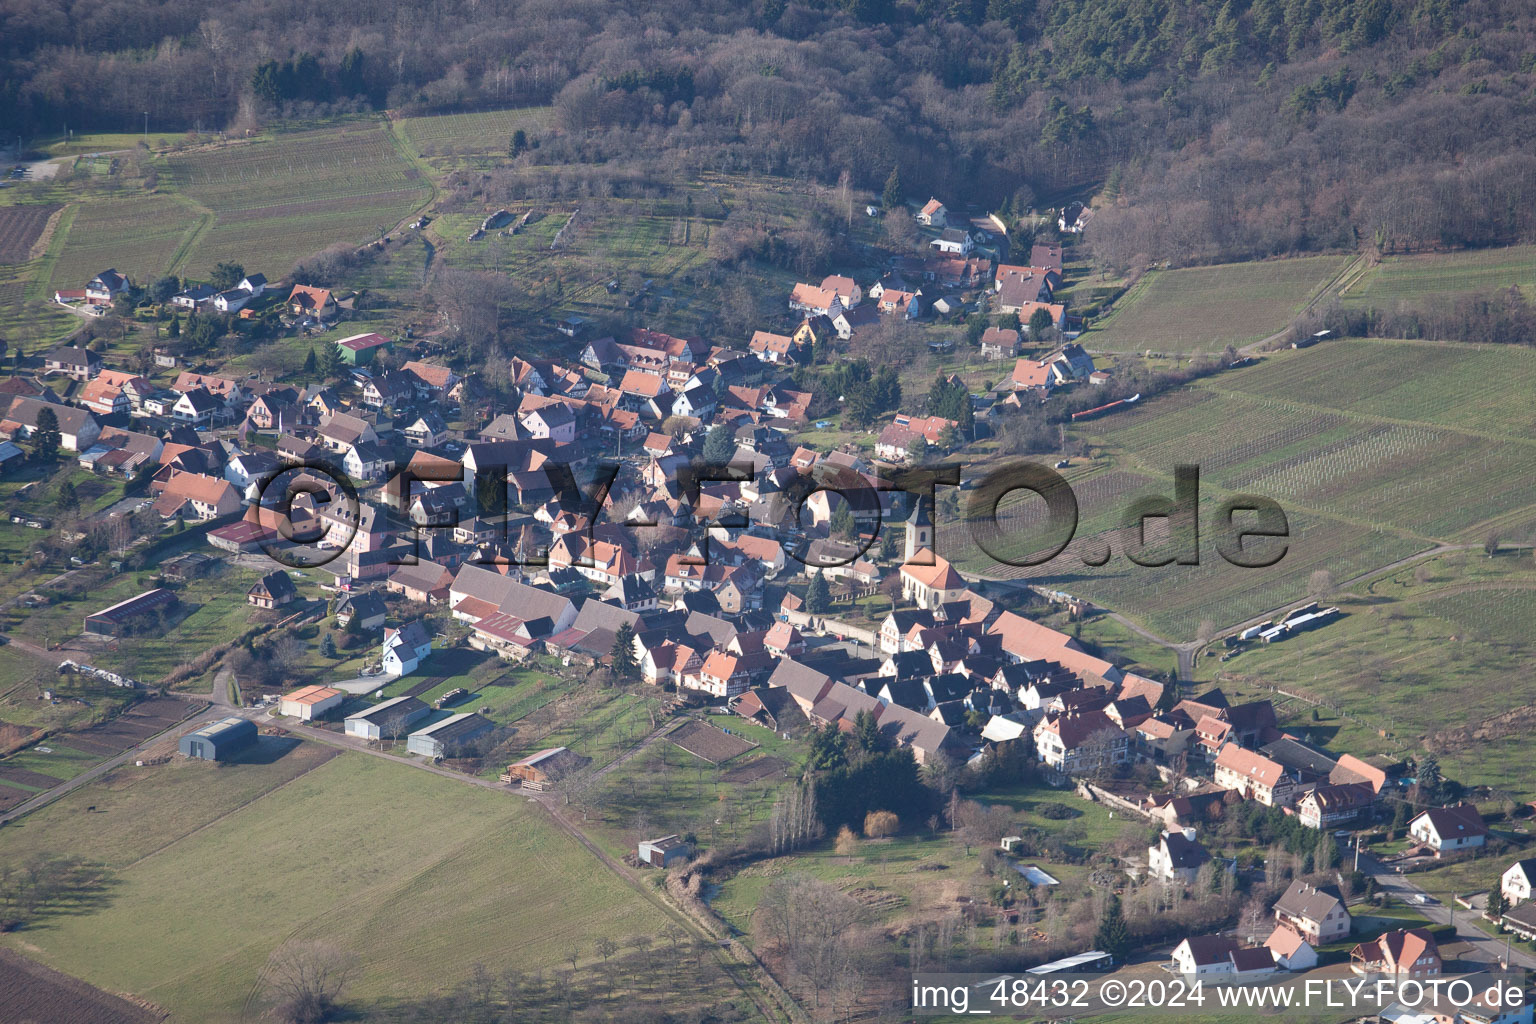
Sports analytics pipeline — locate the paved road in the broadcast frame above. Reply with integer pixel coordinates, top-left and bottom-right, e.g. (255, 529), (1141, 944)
(1359, 850), (1536, 970)
(0, 698), (211, 827)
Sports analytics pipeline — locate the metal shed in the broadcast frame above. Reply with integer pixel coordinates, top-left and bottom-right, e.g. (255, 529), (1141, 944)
(405, 713), (493, 759)
(179, 717), (256, 761)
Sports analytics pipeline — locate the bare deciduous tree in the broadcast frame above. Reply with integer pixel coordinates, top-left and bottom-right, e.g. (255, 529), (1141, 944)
(263, 940), (358, 1024)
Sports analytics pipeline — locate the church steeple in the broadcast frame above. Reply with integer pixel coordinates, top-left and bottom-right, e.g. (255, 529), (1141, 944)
(904, 498), (933, 562)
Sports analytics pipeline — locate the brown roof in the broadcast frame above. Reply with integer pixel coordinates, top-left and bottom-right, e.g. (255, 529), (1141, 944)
(1273, 880), (1344, 925)
(900, 550), (963, 590)
(1215, 743), (1286, 788)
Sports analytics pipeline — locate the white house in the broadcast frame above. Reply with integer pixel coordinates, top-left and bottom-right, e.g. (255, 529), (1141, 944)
(1408, 804), (1489, 857)
(383, 621), (432, 675)
(1264, 926), (1318, 972)
(1502, 859), (1536, 907)
(1147, 828), (1212, 885)
(1170, 935), (1241, 976)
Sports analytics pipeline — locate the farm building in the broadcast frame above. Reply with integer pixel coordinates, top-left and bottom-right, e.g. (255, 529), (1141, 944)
(344, 695), (430, 741)
(407, 713), (494, 759)
(179, 717), (256, 761)
(83, 588), (179, 636)
(279, 684), (345, 721)
(637, 835), (694, 868)
(334, 332), (393, 366)
(502, 746), (587, 789)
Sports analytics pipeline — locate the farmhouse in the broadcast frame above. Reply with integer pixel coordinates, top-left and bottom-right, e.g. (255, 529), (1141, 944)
(637, 835), (694, 868)
(279, 685), (344, 721)
(0, 397), (101, 451)
(1213, 743), (1294, 807)
(84, 588), (178, 636)
(344, 695), (430, 741)
(1408, 804), (1489, 856)
(407, 713), (494, 758)
(179, 717), (256, 761)
(85, 269), (129, 304)
(1295, 781), (1376, 830)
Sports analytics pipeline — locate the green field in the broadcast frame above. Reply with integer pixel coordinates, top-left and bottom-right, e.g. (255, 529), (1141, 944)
(0, 745), (688, 1023)
(1086, 255), (1350, 353)
(1341, 244), (1536, 305)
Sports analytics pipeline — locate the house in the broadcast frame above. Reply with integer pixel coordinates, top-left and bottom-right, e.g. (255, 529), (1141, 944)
(3, 397), (100, 451)
(1296, 782), (1376, 830)
(41, 344), (102, 381)
(1502, 901), (1536, 943)
(1213, 743), (1295, 807)
(1050, 342), (1096, 379)
(279, 684), (345, 720)
(288, 284), (336, 319)
(171, 283), (218, 309)
(1350, 928), (1441, 977)
(980, 327), (1021, 360)
(1272, 880), (1350, 945)
(1034, 711), (1127, 773)
(929, 227), (973, 255)
(748, 330), (796, 364)
(788, 283), (844, 318)
(820, 275), (862, 307)
(406, 713), (494, 758)
(691, 649), (771, 699)
(334, 332), (392, 366)
(152, 470), (243, 521)
(1010, 357), (1057, 394)
(1170, 934), (1242, 976)
(1264, 926), (1318, 971)
(917, 198), (946, 227)
(876, 288), (920, 319)
(172, 387), (223, 428)
(1058, 201), (1092, 234)
(344, 695), (431, 741)
(85, 269), (129, 305)
(1409, 804), (1489, 856)
(1147, 828), (1213, 885)
(334, 592), (387, 632)
(900, 550), (966, 610)
(638, 835), (694, 868)
(247, 570), (299, 609)
(401, 360), (458, 394)
(383, 621), (433, 675)
(876, 414), (956, 462)
(179, 717), (256, 760)
(1501, 859), (1536, 908)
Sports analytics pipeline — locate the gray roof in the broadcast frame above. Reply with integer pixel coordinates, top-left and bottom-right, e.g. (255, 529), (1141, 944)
(571, 598), (641, 635)
(346, 695), (428, 724)
(410, 712), (491, 739)
(451, 564), (575, 622)
(1273, 881), (1344, 924)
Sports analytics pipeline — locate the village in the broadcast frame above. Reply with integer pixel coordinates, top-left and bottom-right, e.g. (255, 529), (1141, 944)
(3, 197), (1535, 1024)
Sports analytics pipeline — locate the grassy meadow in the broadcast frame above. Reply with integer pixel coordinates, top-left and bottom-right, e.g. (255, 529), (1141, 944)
(1340, 244), (1536, 305)
(0, 745), (688, 1023)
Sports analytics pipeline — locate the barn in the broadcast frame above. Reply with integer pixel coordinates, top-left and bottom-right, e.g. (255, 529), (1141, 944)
(344, 695), (430, 741)
(501, 746), (589, 789)
(179, 717), (256, 761)
(637, 835), (694, 868)
(406, 713), (494, 759)
(279, 685), (345, 721)
(83, 588), (179, 636)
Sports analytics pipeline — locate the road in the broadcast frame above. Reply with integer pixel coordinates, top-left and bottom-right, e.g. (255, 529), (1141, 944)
(1358, 850), (1536, 970)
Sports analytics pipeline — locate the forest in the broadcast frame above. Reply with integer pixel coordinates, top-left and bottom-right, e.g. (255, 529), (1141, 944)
(4, 0), (1536, 265)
